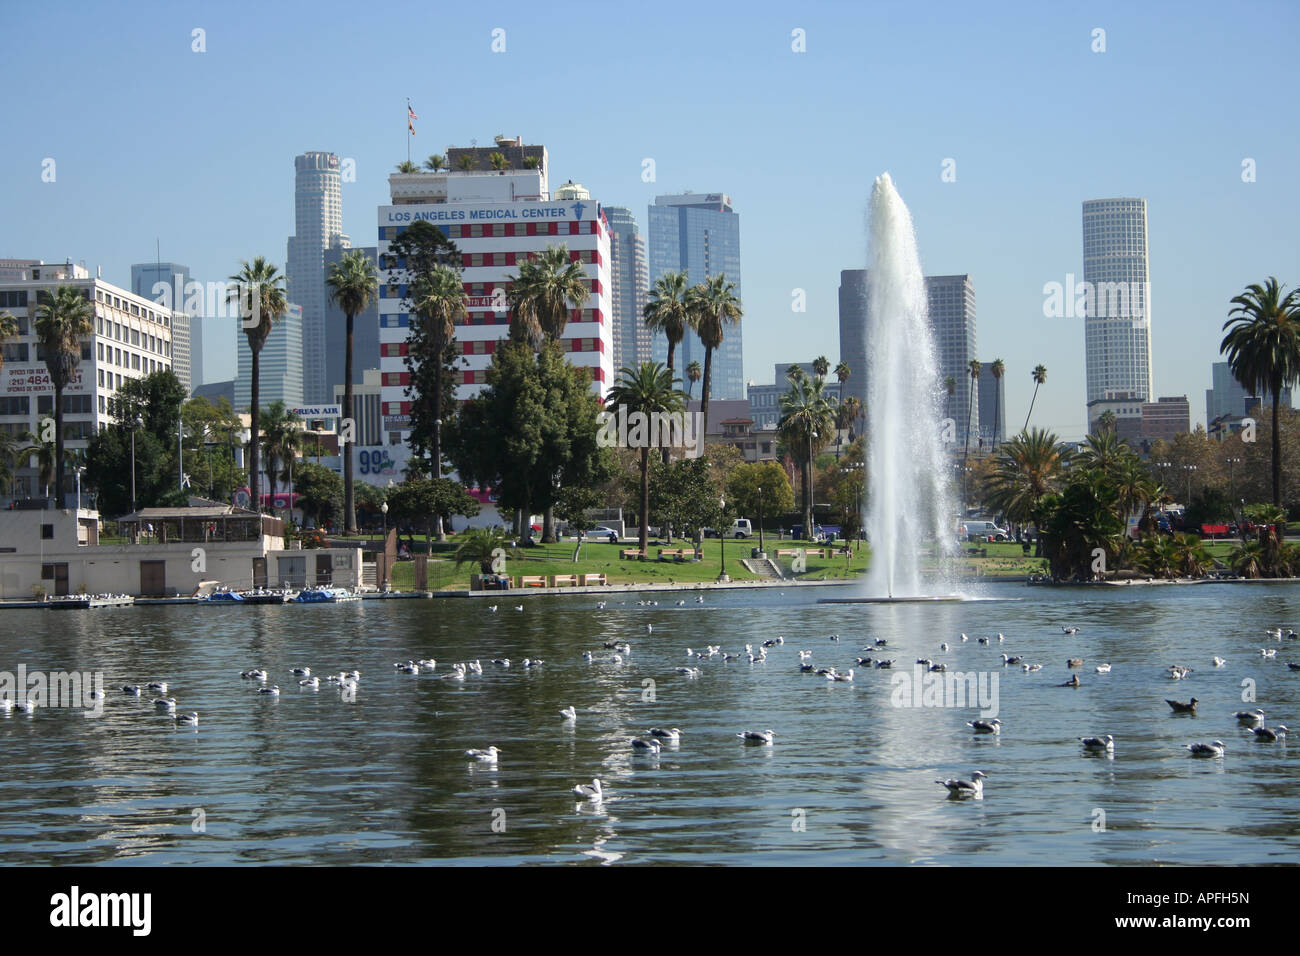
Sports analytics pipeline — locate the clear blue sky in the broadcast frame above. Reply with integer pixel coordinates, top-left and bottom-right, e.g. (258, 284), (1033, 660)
(3, 0), (1297, 441)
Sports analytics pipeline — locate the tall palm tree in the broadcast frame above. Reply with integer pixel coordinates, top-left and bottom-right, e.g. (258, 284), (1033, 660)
(962, 359), (981, 507)
(424, 154), (446, 172)
(456, 154), (477, 172)
(989, 358), (1005, 452)
(228, 257), (288, 514)
(1023, 364), (1047, 431)
(686, 360), (702, 398)
(834, 361), (851, 387)
(643, 271), (692, 464)
(779, 371), (835, 538)
(395, 160), (419, 173)
(687, 274), (743, 439)
(326, 249), (379, 534)
(812, 355), (830, 381)
(258, 402), (302, 516)
(33, 286), (94, 508)
(1221, 278), (1300, 506)
(507, 244), (589, 345)
(607, 363), (686, 553)
(836, 396), (862, 451)
(505, 244), (589, 543)
(409, 265), (467, 541)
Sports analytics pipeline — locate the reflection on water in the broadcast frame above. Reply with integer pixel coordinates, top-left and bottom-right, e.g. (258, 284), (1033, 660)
(1, 582), (1299, 864)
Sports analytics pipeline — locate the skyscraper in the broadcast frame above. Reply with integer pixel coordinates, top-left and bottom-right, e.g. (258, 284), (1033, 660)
(604, 206), (652, 377)
(1082, 198), (1152, 437)
(131, 261), (198, 391)
(236, 303), (303, 411)
(287, 152), (348, 406)
(838, 271), (978, 445)
(647, 193), (743, 400)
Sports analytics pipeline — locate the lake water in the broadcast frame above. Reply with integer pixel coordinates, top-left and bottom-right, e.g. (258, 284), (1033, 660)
(2, 581), (1299, 865)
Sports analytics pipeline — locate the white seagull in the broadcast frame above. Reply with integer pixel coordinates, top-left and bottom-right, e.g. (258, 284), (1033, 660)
(936, 770), (987, 798)
(560, 706), (577, 721)
(737, 729), (777, 745)
(1251, 725), (1289, 742)
(574, 778), (604, 800)
(1080, 734), (1115, 752)
(1187, 740), (1226, 757)
(466, 746), (501, 764)
(969, 718), (1002, 734)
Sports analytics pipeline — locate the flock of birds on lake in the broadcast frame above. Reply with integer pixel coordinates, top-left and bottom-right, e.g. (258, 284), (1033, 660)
(5, 600), (1299, 809)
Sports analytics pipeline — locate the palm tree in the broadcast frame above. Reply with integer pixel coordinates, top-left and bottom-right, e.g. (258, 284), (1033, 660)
(686, 360), (702, 398)
(812, 355), (830, 381)
(607, 363), (686, 553)
(326, 249), (379, 534)
(1221, 278), (1300, 505)
(456, 154), (477, 172)
(1074, 428), (1132, 479)
(687, 275), (742, 439)
(989, 358), (1005, 452)
(424, 154), (446, 172)
(454, 526), (517, 575)
(836, 396), (862, 451)
(409, 265), (466, 540)
(259, 402), (302, 517)
(982, 428), (1070, 554)
(642, 271), (692, 415)
(395, 160), (419, 173)
(834, 361), (850, 387)
(507, 244), (589, 348)
(962, 359), (981, 507)
(33, 285), (94, 508)
(779, 371), (835, 538)
(1023, 364), (1047, 431)
(488, 151), (509, 170)
(228, 257), (288, 514)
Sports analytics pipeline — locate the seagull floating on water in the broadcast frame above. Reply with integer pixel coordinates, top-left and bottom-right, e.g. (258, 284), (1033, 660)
(574, 778), (603, 800)
(1022, 663), (1043, 672)
(1095, 663), (1112, 674)
(122, 685), (142, 696)
(1213, 657), (1227, 667)
(154, 697), (177, 711)
(1062, 626), (1081, 635)
(258, 686), (281, 696)
(936, 770), (986, 798)
(1235, 708), (1265, 725)
(466, 746), (501, 764)
(649, 727), (682, 740)
(969, 718), (1001, 734)
(1166, 697), (1198, 713)
(1261, 648), (1278, 659)
(1080, 734), (1115, 752)
(630, 738), (661, 753)
(1187, 740), (1226, 757)
(174, 712), (199, 726)
(1251, 724), (1289, 741)
(147, 682), (168, 694)
(291, 667), (310, 677)
(1059, 674), (1081, 687)
(299, 677), (320, 688)
(1067, 658), (1084, 668)
(738, 729), (777, 745)
(560, 706), (577, 721)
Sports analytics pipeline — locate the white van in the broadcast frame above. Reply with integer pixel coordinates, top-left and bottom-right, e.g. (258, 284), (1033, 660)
(962, 520), (1008, 542)
(731, 519), (753, 538)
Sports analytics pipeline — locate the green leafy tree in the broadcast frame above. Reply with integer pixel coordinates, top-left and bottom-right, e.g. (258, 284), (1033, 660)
(1037, 469), (1126, 581)
(649, 456), (725, 543)
(326, 249), (379, 533)
(388, 475), (481, 544)
(228, 257), (288, 513)
(454, 526), (516, 575)
(33, 285), (94, 506)
(293, 462), (344, 528)
(726, 461), (795, 528)
(1221, 277), (1300, 505)
(257, 402), (302, 515)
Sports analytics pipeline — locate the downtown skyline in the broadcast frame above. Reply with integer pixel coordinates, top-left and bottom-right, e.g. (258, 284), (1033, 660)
(2, 1), (1298, 441)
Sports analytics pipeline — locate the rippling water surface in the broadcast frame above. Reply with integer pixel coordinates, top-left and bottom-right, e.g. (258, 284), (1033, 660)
(3, 582), (1300, 865)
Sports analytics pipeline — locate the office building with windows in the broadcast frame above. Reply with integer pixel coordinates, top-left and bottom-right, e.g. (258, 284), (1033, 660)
(604, 206), (652, 376)
(0, 261), (175, 499)
(235, 303), (304, 411)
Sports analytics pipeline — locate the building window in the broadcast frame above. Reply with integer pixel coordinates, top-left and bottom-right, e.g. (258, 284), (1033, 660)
(41, 524), (54, 540)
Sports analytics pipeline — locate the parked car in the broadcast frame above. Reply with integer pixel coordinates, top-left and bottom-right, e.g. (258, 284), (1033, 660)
(731, 519), (752, 539)
(961, 520), (1009, 542)
(592, 526), (620, 543)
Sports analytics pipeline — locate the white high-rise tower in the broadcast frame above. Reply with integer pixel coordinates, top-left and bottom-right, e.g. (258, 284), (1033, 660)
(287, 151), (348, 406)
(1082, 197), (1152, 438)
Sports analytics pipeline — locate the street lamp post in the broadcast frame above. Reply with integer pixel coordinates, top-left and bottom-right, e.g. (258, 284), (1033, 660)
(381, 500), (390, 588)
(1226, 457), (1242, 500)
(1182, 464), (1198, 504)
(75, 466), (83, 513)
(718, 496), (728, 582)
(757, 485), (765, 555)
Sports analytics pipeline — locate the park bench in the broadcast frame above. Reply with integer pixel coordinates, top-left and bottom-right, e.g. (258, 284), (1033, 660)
(965, 547), (988, 558)
(581, 573), (607, 586)
(620, 549), (644, 560)
(774, 548), (802, 558)
(518, 575), (548, 588)
(657, 548), (699, 561)
(549, 574), (579, 587)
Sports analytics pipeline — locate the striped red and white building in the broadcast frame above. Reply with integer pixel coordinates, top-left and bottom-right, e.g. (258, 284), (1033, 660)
(376, 144), (612, 440)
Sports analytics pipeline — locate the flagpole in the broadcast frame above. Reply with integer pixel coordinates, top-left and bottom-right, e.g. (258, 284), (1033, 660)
(406, 98), (410, 166)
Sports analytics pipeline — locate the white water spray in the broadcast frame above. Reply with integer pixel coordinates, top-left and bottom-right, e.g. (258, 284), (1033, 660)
(862, 174), (957, 597)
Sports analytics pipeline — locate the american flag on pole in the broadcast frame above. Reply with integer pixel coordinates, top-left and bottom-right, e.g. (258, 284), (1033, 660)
(408, 101), (418, 135)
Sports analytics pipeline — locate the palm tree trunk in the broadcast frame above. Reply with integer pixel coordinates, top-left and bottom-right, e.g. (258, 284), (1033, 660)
(343, 311), (356, 533)
(432, 336), (445, 542)
(54, 382), (65, 509)
(700, 347), (714, 440)
(1273, 382), (1282, 506)
(249, 347), (261, 513)
(1023, 384), (1040, 432)
(639, 446), (650, 553)
(803, 457), (813, 539)
(663, 340), (676, 467)
(993, 388), (1001, 452)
